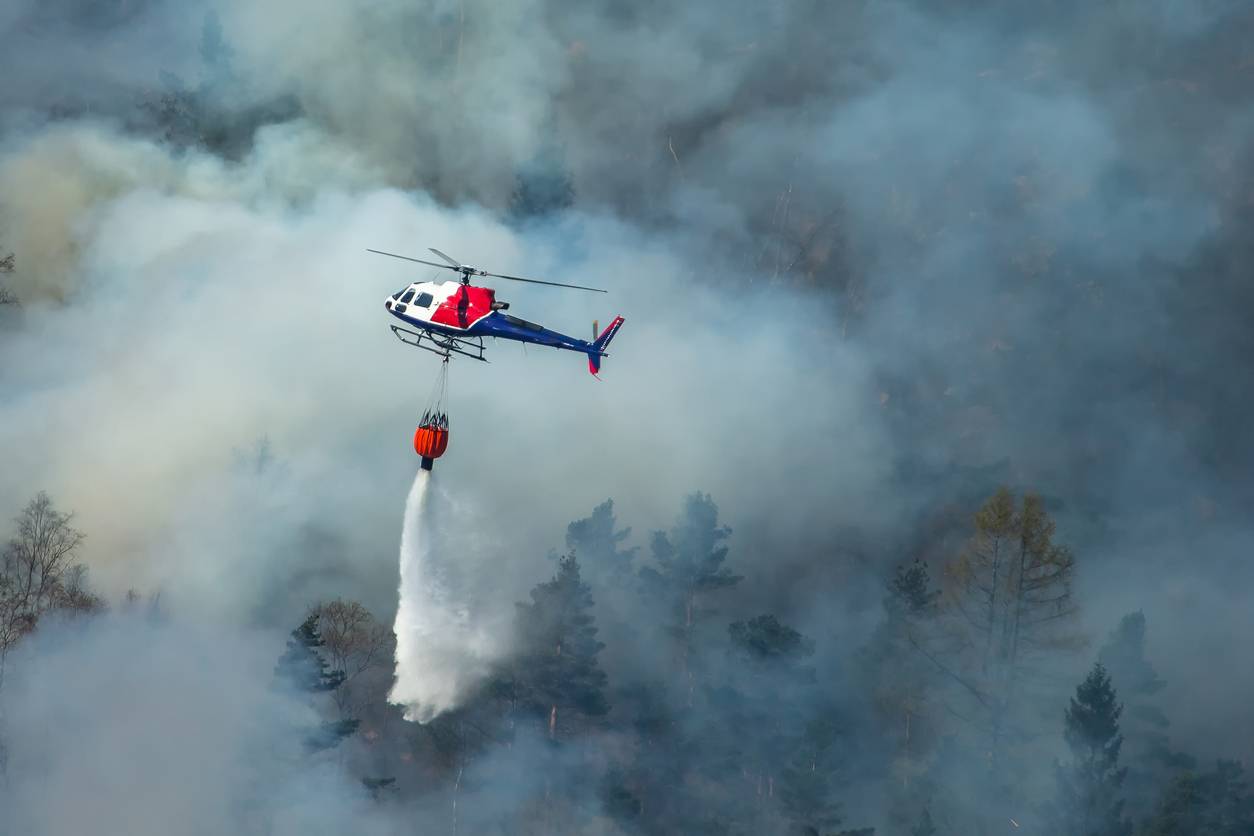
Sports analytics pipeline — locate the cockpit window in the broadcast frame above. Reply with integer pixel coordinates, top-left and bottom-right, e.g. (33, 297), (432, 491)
(400, 289), (416, 304)
(414, 292), (434, 308)
(391, 291), (403, 300)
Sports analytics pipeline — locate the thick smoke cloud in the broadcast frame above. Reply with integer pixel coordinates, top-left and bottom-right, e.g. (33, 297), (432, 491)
(0, 614), (395, 835)
(0, 119), (887, 623)
(3, 0), (1254, 828)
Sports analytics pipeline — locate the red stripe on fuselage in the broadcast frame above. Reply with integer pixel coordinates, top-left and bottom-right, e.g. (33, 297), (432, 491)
(431, 285), (496, 330)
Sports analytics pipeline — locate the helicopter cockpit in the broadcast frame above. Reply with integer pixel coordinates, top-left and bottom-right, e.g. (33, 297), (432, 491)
(386, 286), (436, 315)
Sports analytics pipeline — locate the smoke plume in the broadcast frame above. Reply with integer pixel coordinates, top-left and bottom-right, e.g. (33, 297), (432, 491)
(4, 0), (1254, 830)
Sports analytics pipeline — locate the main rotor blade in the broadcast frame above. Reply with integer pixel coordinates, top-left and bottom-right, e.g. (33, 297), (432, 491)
(428, 248), (462, 268)
(367, 249), (459, 272)
(484, 271), (608, 293)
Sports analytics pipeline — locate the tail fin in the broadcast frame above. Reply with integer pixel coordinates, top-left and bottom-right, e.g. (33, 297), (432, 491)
(587, 316), (625, 376)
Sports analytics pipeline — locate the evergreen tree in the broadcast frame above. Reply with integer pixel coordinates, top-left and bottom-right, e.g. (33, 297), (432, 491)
(716, 615), (875, 835)
(275, 613), (359, 752)
(566, 499), (637, 583)
(1046, 663), (1130, 836)
(860, 558), (942, 820)
(1097, 611), (1193, 809)
(639, 492), (742, 686)
(889, 560), (942, 615)
(1197, 760), (1254, 835)
(1143, 761), (1254, 836)
(910, 808), (937, 836)
(729, 614), (815, 664)
(511, 554), (608, 740)
(1146, 772), (1204, 836)
(777, 715), (847, 836)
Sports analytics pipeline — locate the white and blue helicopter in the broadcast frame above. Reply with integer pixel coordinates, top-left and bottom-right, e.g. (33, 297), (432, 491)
(372, 247), (624, 376)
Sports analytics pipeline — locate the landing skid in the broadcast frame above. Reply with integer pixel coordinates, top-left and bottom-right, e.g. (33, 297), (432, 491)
(391, 325), (487, 362)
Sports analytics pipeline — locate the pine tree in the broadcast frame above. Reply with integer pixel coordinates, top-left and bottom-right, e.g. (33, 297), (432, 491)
(639, 492), (742, 688)
(1097, 611), (1193, 810)
(1046, 663), (1130, 836)
(716, 615), (870, 835)
(1198, 761), (1254, 834)
(890, 560), (942, 615)
(1145, 771), (1201, 835)
(1144, 761), (1254, 836)
(910, 808), (937, 836)
(275, 613), (359, 752)
(860, 559), (942, 832)
(778, 716), (847, 836)
(512, 554), (608, 740)
(566, 499), (637, 583)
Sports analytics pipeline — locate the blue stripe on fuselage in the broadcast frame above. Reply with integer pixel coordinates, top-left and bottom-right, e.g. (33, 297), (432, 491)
(472, 312), (594, 352)
(389, 310), (596, 354)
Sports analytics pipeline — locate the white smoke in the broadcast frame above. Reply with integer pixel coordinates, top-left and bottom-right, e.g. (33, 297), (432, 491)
(388, 469), (502, 722)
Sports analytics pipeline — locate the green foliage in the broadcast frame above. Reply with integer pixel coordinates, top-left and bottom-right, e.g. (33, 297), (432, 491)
(1098, 613), (1163, 698)
(1046, 663), (1130, 836)
(639, 492), (742, 653)
(511, 555), (609, 737)
(1143, 761), (1254, 836)
(566, 498), (637, 582)
(889, 560), (941, 617)
(909, 808), (937, 836)
(275, 614), (347, 693)
(1098, 611), (1194, 810)
(711, 616), (850, 834)
(274, 614), (356, 753)
(778, 716), (848, 836)
(1145, 772), (1204, 836)
(860, 558), (942, 827)
(730, 614), (816, 663)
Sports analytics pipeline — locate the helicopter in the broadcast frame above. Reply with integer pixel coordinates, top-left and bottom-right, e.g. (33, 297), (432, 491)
(372, 247), (624, 376)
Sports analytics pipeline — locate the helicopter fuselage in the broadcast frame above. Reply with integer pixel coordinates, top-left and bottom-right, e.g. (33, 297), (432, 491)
(385, 280), (596, 355)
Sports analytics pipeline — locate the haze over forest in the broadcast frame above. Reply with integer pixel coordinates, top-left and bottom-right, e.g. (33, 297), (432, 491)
(3, 1), (1254, 833)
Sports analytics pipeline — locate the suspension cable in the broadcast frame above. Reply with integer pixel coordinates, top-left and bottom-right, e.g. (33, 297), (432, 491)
(421, 358), (451, 428)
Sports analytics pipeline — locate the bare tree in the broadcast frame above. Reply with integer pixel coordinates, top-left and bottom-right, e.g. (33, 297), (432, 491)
(311, 598), (391, 717)
(0, 492), (103, 689)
